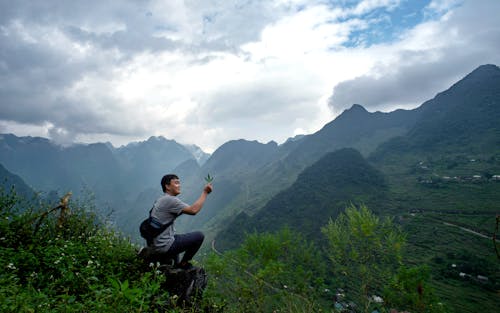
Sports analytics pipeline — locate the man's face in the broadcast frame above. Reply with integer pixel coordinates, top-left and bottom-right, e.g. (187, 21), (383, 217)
(166, 179), (181, 196)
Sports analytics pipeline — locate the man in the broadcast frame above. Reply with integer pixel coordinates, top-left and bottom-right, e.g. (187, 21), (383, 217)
(148, 174), (212, 269)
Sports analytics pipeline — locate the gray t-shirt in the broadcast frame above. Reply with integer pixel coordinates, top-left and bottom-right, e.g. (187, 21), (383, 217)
(150, 193), (189, 252)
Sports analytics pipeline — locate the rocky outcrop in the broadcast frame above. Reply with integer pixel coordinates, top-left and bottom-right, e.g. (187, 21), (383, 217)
(137, 247), (207, 306)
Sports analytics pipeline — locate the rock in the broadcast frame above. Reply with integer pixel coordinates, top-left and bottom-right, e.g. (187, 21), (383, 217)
(161, 266), (208, 305)
(137, 247), (208, 307)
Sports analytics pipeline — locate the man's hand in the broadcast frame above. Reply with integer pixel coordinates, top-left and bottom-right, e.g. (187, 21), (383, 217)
(204, 183), (213, 194)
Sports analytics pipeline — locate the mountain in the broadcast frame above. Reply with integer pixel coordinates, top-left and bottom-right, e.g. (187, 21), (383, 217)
(283, 104), (421, 170)
(215, 148), (388, 250)
(210, 65), (500, 312)
(113, 136), (197, 194)
(410, 64), (500, 149)
(174, 139), (281, 233)
(0, 134), (70, 192)
(367, 64), (500, 216)
(175, 104), (421, 239)
(0, 163), (35, 198)
(183, 144), (211, 166)
(202, 139), (280, 177)
(372, 64), (500, 159)
(0, 134), (206, 234)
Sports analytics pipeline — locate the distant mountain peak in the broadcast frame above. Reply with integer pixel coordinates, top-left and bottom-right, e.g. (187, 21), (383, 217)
(333, 104), (370, 123)
(349, 104), (368, 112)
(471, 63), (499, 73)
(458, 64), (500, 82)
(146, 135), (174, 143)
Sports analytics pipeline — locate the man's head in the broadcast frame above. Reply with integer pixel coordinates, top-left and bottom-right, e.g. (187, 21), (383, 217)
(161, 174), (181, 195)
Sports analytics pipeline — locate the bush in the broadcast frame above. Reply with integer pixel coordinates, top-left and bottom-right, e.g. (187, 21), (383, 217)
(203, 227), (328, 312)
(0, 188), (172, 312)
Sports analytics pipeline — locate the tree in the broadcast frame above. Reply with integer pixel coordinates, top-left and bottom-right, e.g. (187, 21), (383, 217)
(204, 227), (328, 312)
(322, 204), (405, 312)
(384, 265), (448, 313)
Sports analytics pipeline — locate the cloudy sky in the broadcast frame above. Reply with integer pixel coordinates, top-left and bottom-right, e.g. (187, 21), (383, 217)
(0, 0), (499, 152)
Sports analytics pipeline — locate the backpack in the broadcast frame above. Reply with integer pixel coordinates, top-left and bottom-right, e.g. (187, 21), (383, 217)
(139, 208), (173, 244)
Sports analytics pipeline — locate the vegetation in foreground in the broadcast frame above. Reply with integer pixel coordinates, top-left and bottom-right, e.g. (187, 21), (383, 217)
(1, 188), (455, 312)
(0, 188), (172, 312)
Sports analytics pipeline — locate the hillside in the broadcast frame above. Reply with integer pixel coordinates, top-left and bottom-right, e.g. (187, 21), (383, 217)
(367, 64), (500, 312)
(370, 64), (500, 219)
(177, 104), (421, 238)
(0, 163), (34, 198)
(212, 64), (500, 312)
(216, 148), (388, 250)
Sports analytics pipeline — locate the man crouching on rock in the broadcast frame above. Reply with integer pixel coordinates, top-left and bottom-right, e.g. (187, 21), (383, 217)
(149, 174), (212, 270)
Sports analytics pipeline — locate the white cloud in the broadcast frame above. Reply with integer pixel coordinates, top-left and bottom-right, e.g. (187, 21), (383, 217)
(328, 0), (500, 113)
(0, 0), (498, 152)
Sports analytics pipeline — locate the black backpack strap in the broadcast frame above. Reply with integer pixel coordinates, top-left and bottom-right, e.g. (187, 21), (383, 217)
(148, 206), (175, 240)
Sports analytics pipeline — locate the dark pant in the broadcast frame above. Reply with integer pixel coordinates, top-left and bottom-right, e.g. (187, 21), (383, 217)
(159, 231), (204, 265)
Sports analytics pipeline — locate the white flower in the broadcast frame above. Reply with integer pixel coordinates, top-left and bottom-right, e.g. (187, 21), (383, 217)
(7, 263), (16, 270)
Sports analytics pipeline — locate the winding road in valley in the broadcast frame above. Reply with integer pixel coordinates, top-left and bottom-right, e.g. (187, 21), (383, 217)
(441, 221), (491, 239)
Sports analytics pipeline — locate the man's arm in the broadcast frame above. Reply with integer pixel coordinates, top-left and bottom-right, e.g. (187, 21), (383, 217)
(182, 184), (212, 215)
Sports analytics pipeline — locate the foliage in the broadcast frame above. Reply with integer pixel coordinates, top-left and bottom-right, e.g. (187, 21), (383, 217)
(203, 227), (328, 312)
(383, 266), (448, 313)
(0, 187), (175, 312)
(322, 204), (406, 312)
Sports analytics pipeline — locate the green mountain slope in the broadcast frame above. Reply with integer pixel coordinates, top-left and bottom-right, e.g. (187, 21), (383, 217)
(215, 148), (388, 250)
(0, 163), (34, 198)
(181, 104), (420, 241)
(365, 64), (500, 313)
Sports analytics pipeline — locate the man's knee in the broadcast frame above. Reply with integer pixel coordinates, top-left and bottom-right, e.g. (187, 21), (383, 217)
(192, 231), (205, 243)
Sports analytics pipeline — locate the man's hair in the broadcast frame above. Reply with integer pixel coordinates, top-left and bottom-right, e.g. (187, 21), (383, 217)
(161, 174), (179, 192)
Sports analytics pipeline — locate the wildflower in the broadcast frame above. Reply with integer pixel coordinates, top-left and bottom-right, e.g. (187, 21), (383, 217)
(87, 260), (94, 265)
(149, 262), (154, 268)
(7, 263), (16, 270)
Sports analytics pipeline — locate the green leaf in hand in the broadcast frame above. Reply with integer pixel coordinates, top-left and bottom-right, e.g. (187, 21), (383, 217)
(205, 173), (214, 183)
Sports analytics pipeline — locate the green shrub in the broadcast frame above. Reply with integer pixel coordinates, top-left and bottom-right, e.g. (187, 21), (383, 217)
(0, 188), (172, 312)
(203, 227), (328, 313)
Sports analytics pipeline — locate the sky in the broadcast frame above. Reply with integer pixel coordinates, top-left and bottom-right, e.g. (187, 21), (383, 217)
(0, 0), (499, 153)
